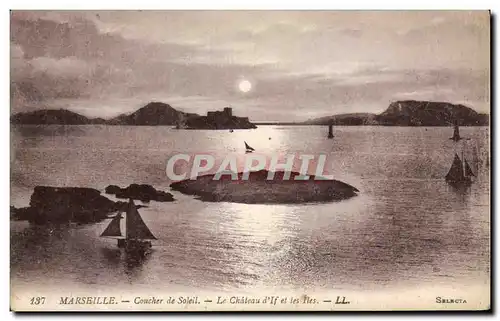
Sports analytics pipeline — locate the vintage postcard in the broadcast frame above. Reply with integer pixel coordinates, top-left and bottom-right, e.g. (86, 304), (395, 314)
(10, 10), (490, 311)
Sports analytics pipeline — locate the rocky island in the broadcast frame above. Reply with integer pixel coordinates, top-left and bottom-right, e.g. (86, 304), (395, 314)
(10, 109), (105, 125)
(105, 184), (174, 202)
(169, 170), (359, 204)
(304, 100), (489, 126)
(10, 185), (174, 224)
(11, 186), (127, 224)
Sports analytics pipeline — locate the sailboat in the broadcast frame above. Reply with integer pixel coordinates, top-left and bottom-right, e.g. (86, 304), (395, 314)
(244, 141), (255, 153)
(445, 151), (475, 186)
(327, 123), (334, 139)
(450, 122), (462, 141)
(101, 199), (157, 255)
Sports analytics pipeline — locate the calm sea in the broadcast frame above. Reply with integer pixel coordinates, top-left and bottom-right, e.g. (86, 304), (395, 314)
(10, 125), (490, 294)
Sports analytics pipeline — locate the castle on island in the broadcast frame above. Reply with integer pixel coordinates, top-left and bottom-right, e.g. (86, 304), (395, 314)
(182, 107), (256, 130)
(206, 107), (249, 123)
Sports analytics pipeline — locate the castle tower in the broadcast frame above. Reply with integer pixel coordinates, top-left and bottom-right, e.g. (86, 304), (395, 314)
(223, 107), (232, 118)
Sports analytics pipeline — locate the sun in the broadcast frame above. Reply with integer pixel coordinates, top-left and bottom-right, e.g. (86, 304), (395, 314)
(238, 80), (252, 93)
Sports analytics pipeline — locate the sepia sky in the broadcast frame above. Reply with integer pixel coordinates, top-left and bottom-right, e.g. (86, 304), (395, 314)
(10, 10), (490, 121)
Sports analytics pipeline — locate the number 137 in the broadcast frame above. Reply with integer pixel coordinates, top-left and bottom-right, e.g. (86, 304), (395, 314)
(30, 297), (46, 305)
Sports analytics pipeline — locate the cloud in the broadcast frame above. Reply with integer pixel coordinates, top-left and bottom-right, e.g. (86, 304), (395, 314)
(30, 56), (91, 78)
(11, 50), (94, 105)
(10, 14), (209, 111)
(10, 11), (490, 120)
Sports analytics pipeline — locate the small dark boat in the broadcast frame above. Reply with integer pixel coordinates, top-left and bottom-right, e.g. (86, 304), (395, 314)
(230, 129), (234, 133)
(450, 122), (462, 141)
(244, 141), (255, 153)
(445, 151), (475, 186)
(101, 199), (156, 256)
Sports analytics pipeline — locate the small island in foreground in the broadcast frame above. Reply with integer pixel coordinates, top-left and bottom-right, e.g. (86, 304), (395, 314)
(11, 185), (174, 224)
(170, 170), (359, 204)
(11, 186), (126, 224)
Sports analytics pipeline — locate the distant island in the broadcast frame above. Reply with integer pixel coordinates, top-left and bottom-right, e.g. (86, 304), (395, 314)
(10, 102), (257, 129)
(10, 100), (488, 127)
(303, 100), (489, 126)
(10, 109), (105, 125)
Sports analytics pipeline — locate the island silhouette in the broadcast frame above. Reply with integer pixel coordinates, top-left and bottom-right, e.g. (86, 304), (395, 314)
(10, 100), (489, 127)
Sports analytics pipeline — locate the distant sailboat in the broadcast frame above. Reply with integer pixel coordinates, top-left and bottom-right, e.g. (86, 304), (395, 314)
(445, 151), (474, 186)
(450, 122), (462, 141)
(327, 123), (334, 139)
(101, 199), (156, 255)
(244, 141), (255, 153)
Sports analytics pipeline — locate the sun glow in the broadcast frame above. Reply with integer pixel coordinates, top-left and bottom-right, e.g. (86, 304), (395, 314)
(238, 80), (252, 93)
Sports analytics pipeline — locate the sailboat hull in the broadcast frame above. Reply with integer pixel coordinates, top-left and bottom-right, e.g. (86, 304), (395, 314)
(121, 239), (152, 255)
(102, 199), (156, 256)
(446, 176), (472, 187)
(117, 239), (126, 248)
